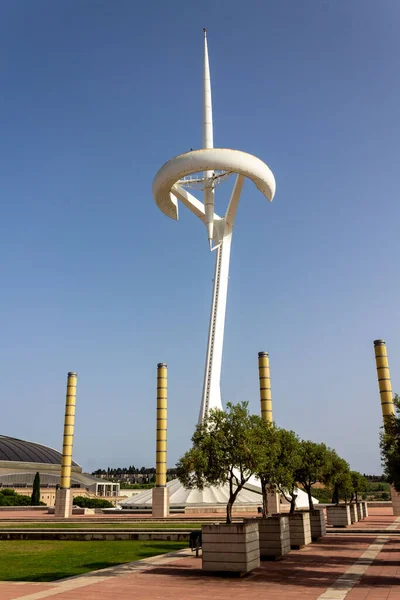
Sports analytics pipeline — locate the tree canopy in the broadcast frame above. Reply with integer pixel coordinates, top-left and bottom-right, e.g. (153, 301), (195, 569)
(380, 394), (400, 492)
(177, 401), (356, 520)
(251, 419), (281, 517)
(296, 441), (332, 510)
(176, 402), (261, 523)
(350, 471), (368, 503)
(321, 450), (351, 504)
(268, 428), (302, 513)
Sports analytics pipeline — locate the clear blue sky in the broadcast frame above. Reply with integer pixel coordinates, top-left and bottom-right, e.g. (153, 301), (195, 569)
(1, 0), (399, 475)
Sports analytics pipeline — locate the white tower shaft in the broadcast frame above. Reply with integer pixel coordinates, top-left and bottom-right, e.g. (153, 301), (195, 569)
(199, 173), (245, 423)
(199, 227), (231, 422)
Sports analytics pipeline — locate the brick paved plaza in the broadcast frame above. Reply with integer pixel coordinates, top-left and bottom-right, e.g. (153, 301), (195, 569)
(0, 508), (399, 600)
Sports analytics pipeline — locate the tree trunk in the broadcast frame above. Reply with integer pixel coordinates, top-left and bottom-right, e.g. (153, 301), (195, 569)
(290, 492), (297, 513)
(226, 499), (233, 524)
(306, 485), (314, 510)
(261, 479), (269, 518)
(226, 475), (234, 524)
(331, 485), (339, 505)
(226, 477), (244, 524)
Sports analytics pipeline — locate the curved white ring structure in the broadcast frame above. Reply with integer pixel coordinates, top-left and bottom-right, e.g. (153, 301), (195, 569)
(153, 148), (276, 221)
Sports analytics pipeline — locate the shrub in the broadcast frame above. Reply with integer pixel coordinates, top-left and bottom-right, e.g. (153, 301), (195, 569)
(72, 496), (113, 509)
(0, 489), (33, 506)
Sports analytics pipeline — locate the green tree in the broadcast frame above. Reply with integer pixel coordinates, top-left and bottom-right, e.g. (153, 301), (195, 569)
(380, 394), (400, 491)
(335, 470), (353, 503)
(271, 428), (302, 514)
(252, 419), (282, 518)
(176, 402), (261, 524)
(31, 472), (41, 506)
(323, 451), (351, 505)
(296, 441), (331, 510)
(350, 471), (368, 503)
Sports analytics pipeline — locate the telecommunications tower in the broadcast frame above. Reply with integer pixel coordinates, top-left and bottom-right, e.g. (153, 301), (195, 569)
(152, 30), (276, 422)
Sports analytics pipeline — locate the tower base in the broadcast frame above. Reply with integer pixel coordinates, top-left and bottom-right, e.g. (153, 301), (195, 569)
(152, 486), (170, 517)
(54, 488), (72, 518)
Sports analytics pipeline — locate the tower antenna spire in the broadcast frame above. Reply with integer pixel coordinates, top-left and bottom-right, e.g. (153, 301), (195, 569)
(202, 28), (215, 249)
(202, 28), (213, 149)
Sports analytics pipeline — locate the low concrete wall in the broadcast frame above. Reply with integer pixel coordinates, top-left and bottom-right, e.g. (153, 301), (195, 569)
(288, 512), (311, 549)
(47, 507), (94, 515)
(356, 503), (364, 520)
(0, 530), (191, 542)
(185, 504), (260, 514)
(202, 522), (260, 574)
(118, 507), (185, 514)
(0, 506), (46, 512)
(362, 501), (369, 517)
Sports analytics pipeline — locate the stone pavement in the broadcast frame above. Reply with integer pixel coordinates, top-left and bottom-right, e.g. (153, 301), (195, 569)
(1, 508), (400, 600)
(342, 508), (399, 531)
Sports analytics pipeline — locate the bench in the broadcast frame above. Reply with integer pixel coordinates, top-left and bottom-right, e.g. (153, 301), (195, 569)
(189, 530), (202, 557)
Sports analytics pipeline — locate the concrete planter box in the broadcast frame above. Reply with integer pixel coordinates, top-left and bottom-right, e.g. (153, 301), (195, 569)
(326, 505), (351, 527)
(308, 509), (326, 540)
(349, 503), (359, 524)
(202, 522), (260, 575)
(288, 512), (312, 549)
(356, 503), (364, 520)
(255, 516), (290, 560)
(362, 501), (369, 517)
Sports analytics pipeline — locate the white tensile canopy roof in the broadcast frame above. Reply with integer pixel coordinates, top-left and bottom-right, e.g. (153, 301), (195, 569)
(119, 477), (317, 509)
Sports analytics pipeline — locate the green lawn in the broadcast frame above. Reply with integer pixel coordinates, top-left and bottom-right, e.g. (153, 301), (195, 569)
(0, 521), (202, 529)
(0, 540), (186, 581)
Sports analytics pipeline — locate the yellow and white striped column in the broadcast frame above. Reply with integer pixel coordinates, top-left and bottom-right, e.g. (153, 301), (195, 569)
(258, 352), (272, 423)
(374, 340), (395, 420)
(55, 372), (78, 517)
(156, 363), (167, 487)
(258, 352), (280, 514)
(373, 340), (398, 515)
(60, 372), (78, 488)
(152, 363), (170, 516)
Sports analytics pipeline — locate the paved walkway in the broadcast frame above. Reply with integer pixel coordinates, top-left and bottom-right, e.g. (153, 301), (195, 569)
(0, 508), (399, 600)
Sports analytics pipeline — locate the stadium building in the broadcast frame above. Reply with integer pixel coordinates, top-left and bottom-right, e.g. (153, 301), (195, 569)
(0, 435), (120, 506)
